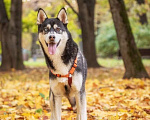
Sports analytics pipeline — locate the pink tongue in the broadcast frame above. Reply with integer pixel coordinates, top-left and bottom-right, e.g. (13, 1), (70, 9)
(48, 44), (57, 55)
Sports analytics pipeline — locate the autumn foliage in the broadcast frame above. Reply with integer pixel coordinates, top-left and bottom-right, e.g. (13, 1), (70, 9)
(0, 67), (150, 120)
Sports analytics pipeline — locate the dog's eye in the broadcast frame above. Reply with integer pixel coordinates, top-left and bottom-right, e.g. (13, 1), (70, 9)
(44, 28), (48, 32)
(56, 27), (60, 32)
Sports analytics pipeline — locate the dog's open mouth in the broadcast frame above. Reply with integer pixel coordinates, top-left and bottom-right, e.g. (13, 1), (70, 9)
(48, 40), (61, 55)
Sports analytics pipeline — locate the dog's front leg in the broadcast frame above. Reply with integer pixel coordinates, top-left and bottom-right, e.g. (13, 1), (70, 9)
(75, 91), (87, 120)
(50, 90), (62, 120)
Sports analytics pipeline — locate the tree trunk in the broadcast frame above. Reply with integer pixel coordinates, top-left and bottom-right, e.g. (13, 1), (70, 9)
(0, 0), (24, 71)
(108, 0), (149, 78)
(0, 0), (12, 70)
(16, 0), (24, 70)
(77, 0), (100, 68)
(136, 0), (148, 25)
(0, 23), (12, 70)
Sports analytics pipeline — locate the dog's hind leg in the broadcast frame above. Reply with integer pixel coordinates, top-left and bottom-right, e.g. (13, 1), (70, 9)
(75, 91), (87, 120)
(50, 90), (62, 120)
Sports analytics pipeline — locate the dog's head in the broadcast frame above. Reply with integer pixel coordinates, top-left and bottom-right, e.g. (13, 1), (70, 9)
(37, 8), (68, 55)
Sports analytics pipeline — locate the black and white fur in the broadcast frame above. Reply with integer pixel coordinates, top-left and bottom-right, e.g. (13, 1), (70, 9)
(37, 8), (87, 120)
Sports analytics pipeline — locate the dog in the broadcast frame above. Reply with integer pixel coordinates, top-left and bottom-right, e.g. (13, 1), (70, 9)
(37, 8), (87, 120)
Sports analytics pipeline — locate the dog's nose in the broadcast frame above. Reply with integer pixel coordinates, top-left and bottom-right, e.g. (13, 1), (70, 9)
(49, 35), (55, 41)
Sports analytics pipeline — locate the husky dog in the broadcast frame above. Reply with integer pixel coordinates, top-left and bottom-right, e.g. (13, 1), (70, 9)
(37, 8), (87, 120)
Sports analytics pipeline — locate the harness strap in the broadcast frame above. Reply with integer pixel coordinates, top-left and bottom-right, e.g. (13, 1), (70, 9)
(50, 57), (77, 87)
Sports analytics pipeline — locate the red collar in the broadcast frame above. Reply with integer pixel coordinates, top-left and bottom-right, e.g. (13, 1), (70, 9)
(50, 57), (77, 87)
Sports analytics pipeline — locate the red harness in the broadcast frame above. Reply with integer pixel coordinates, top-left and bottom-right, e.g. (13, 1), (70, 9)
(50, 57), (77, 87)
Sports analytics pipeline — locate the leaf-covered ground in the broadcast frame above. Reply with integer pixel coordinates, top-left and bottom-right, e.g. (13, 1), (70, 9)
(0, 67), (150, 120)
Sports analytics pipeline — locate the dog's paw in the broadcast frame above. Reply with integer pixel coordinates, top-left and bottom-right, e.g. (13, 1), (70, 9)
(73, 105), (77, 113)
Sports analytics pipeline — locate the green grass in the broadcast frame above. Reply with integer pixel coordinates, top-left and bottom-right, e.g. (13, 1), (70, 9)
(98, 58), (123, 67)
(24, 58), (46, 67)
(98, 58), (150, 67)
(0, 58), (150, 67)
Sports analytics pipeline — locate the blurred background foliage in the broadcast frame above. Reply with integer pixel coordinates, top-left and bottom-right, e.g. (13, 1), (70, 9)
(1, 0), (150, 57)
(96, 0), (150, 57)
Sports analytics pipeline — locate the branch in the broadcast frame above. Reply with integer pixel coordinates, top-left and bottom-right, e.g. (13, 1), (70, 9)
(64, 0), (79, 16)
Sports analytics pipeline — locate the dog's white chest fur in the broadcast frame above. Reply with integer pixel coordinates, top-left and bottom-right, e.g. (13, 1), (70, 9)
(50, 49), (73, 84)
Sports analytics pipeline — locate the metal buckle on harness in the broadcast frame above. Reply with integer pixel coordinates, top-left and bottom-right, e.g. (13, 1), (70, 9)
(69, 74), (72, 78)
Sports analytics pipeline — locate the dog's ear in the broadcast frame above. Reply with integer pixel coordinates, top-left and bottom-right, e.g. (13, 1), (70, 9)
(37, 8), (48, 25)
(57, 8), (68, 24)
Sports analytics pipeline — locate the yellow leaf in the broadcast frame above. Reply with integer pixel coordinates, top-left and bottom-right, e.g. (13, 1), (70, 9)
(118, 109), (128, 113)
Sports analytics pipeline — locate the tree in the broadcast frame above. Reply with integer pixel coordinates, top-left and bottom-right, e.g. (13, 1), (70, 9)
(0, 0), (10, 70)
(0, 0), (24, 71)
(136, 0), (148, 25)
(108, 0), (149, 78)
(65, 0), (100, 68)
